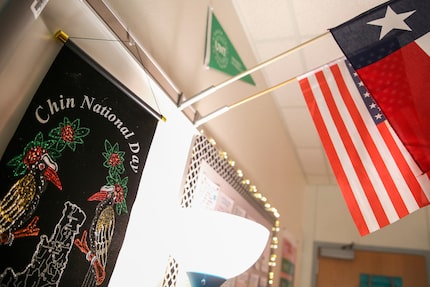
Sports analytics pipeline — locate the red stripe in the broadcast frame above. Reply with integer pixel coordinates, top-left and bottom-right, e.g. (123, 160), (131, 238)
(299, 76), (370, 236)
(377, 123), (430, 208)
(315, 69), (390, 228)
(358, 42), (430, 173)
(330, 65), (409, 218)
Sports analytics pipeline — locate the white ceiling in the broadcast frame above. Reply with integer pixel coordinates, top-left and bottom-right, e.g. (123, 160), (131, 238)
(232, 0), (387, 184)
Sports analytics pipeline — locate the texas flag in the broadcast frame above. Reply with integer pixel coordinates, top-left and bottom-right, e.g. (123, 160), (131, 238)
(330, 0), (430, 174)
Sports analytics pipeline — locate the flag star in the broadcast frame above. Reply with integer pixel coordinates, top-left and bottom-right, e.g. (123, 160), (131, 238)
(375, 113), (383, 120)
(358, 81), (364, 87)
(369, 102), (377, 109)
(367, 6), (416, 40)
(364, 91), (371, 98)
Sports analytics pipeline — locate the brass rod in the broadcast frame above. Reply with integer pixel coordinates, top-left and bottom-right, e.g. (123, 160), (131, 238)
(216, 31), (330, 91)
(229, 77), (296, 110)
(194, 76), (297, 127)
(181, 31), (330, 108)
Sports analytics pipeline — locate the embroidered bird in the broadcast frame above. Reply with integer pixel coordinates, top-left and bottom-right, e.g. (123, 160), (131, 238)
(74, 185), (121, 286)
(0, 146), (62, 245)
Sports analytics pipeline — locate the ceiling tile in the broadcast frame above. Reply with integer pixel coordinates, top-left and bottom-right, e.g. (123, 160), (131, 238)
(233, 0), (296, 41)
(306, 175), (331, 185)
(296, 147), (327, 174)
(272, 83), (307, 108)
(280, 107), (320, 148)
(292, 0), (388, 36)
(254, 39), (307, 85)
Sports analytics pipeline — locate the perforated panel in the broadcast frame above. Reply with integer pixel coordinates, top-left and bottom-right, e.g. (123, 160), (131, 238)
(180, 135), (276, 222)
(162, 257), (180, 287)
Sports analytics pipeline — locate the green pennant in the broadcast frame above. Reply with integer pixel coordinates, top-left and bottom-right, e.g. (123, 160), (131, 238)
(204, 10), (256, 86)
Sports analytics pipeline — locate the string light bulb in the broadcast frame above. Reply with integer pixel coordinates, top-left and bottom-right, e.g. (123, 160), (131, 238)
(237, 169), (243, 177)
(200, 131), (281, 287)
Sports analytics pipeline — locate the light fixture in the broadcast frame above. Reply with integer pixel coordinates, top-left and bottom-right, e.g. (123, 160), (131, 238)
(170, 208), (270, 287)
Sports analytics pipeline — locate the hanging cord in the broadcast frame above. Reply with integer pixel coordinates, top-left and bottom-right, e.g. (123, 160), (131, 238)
(65, 34), (165, 121)
(132, 37), (162, 117)
(68, 36), (124, 43)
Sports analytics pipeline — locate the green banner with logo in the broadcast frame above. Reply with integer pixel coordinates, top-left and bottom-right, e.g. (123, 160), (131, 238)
(204, 10), (256, 85)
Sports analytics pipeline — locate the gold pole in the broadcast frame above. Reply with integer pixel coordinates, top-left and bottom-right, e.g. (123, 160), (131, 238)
(181, 31), (330, 109)
(229, 77), (296, 109)
(216, 31), (329, 92)
(55, 30), (69, 43)
(194, 76), (297, 127)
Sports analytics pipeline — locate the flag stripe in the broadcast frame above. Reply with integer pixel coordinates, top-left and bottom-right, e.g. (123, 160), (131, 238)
(302, 65), (382, 233)
(324, 0), (430, 234)
(299, 76), (370, 235)
(299, 59), (430, 235)
(356, 40), (430, 173)
(331, 0), (430, 174)
(339, 63), (430, 212)
(386, 121), (430, 204)
(331, 65), (410, 219)
(317, 67), (393, 228)
(334, 71), (422, 227)
(378, 123), (430, 208)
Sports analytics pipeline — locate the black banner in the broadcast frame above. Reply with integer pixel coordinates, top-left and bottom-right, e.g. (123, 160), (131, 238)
(0, 40), (159, 286)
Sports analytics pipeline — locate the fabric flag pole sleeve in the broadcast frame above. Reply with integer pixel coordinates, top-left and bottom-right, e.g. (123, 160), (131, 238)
(330, 0), (430, 174)
(298, 59), (430, 236)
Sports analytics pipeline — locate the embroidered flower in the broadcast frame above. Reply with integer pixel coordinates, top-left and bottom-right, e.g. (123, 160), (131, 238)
(7, 132), (58, 176)
(49, 117), (90, 152)
(106, 172), (129, 215)
(102, 140), (125, 176)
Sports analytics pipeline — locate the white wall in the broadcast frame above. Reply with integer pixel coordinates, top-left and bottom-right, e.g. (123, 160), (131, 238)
(299, 184), (430, 287)
(313, 185), (430, 249)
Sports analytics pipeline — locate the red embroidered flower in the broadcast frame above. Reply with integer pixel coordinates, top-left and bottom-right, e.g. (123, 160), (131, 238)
(108, 153), (121, 167)
(24, 146), (47, 167)
(60, 125), (75, 143)
(114, 183), (125, 203)
(49, 117), (90, 152)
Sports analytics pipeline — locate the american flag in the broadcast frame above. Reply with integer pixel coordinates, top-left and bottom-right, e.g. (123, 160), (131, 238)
(298, 59), (430, 236)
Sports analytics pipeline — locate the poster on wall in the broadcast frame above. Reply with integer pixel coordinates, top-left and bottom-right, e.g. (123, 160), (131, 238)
(0, 39), (159, 286)
(279, 234), (297, 287)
